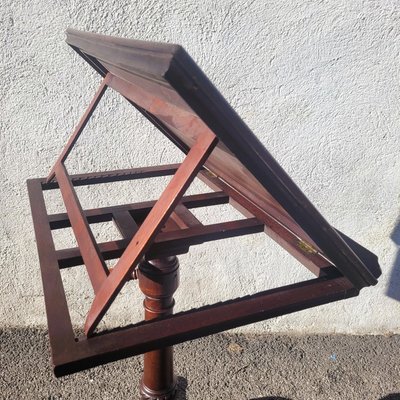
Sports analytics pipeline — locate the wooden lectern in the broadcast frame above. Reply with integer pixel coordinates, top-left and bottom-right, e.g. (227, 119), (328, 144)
(28, 29), (381, 399)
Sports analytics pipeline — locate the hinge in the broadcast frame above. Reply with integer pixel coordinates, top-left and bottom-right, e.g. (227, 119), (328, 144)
(297, 239), (318, 255)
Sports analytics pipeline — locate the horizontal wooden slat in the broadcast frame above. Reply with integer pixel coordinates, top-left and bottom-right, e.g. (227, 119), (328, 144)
(43, 164), (181, 190)
(154, 217), (262, 246)
(48, 191), (229, 230)
(56, 218), (264, 268)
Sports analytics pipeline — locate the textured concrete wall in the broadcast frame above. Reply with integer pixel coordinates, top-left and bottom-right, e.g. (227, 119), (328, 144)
(1, 0), (399, 334)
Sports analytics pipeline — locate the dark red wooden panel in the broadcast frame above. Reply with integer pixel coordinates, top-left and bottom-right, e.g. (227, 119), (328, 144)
(65, 29), (380, 289)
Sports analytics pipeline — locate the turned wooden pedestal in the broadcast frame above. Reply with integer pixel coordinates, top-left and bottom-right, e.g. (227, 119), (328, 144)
(138, 256), (180, 400)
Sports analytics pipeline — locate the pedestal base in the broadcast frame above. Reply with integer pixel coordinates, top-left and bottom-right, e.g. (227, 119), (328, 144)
(138, 256), (180, 400)
(140, 378), (177, 400)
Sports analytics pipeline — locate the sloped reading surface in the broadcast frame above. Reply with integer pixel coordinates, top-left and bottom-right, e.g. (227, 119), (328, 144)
(66, 28), (380, 289)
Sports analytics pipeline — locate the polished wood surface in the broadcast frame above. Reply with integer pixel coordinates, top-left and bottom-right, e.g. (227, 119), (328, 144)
(27, 30), (382, 398)
(46, 74), (110, 183)
(65, 28), (380, 290)
(26, 176), (360, 376)
(55, 163), (109, 292)
(85, 131), (218, 336)
(28, 165), (377, 378)
(138, 257), (179, 399)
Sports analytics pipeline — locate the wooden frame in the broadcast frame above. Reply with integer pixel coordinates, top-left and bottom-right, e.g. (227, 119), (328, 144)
(28, 170), (358, 377)
(28, 29), (381, 380)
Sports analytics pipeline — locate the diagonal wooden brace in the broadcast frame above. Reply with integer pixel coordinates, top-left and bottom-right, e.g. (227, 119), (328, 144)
(46, 73), (111, 183)
(84, 131), (218, 336)
(55, 162), (109, 292)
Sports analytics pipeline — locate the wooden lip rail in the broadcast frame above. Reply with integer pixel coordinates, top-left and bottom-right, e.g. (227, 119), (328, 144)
(56, 275), (357, 376)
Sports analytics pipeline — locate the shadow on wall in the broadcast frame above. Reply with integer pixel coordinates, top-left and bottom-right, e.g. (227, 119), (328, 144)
(387, 219), (400, 301)
(175, 376), (188, 400)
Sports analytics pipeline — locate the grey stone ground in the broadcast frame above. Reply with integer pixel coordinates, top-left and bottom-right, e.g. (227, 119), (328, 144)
(0, 329), (399, 400)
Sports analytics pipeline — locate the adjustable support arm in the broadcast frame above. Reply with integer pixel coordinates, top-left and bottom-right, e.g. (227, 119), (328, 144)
(46, 73), (111, 183)
(84, 130), (218, 336)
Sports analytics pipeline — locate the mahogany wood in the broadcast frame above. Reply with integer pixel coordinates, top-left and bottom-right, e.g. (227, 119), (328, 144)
(138, 257), (179, 399)
(104, 72), (308, 250)
(27, 179), (76, 360)
(64, 29), (380, 289)
(27, 30), (382, 398)
(170, 204), (202, 229)
(55, 163), (109, 292)
(85, 131), (218, 336)
(48, 191), (229, 230)
(55, 217), (264, 268)
(46, 73), (110, 183)
(113, 210), (139, 240)
(26, 178), (359, 376)
(198, 170), (332, 277)
(27, 173), (365, 375)
(44, 164), (181, 190)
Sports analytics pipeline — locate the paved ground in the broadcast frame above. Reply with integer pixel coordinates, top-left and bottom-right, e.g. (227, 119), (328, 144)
(0, 328), (399, 399)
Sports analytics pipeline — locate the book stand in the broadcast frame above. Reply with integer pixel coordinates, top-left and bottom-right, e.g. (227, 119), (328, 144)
(28, 29), (381, 399)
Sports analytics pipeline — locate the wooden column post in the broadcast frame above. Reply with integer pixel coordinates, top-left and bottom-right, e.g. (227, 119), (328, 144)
(137, 256), (180, 400)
